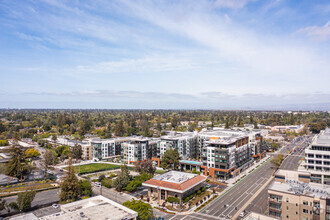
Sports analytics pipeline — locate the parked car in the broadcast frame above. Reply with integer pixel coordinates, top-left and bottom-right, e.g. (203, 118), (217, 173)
(52, 203), (59, 209)
(239, 211), (245, 217)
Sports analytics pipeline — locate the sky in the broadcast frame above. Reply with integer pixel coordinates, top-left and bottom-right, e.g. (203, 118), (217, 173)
(0, 0), (329, 109)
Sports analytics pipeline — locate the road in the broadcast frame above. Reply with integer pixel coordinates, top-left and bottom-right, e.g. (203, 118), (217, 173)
(169, 136), (311, 220)
(0, 188), (60, 216)
(245, 135), (312, 216)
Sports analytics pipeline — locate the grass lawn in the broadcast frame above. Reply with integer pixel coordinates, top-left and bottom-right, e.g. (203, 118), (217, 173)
(155, 169), (167, 174)
(69, 163), (121, 174)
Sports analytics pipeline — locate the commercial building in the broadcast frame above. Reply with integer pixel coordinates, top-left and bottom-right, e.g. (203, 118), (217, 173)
(303, 128), (330, 185)
(41, 195), (138, 220)
(268, 170), (330, 220)
(142, 171), (206, 205)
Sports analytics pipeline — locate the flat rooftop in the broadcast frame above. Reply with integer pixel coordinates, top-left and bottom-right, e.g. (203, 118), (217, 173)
(311, 128), (330, 146)
(41, 196), (137, 220)
(153, 171), (196, 184)
(143, 171), (206, 192)
(269, 180), (330, 199)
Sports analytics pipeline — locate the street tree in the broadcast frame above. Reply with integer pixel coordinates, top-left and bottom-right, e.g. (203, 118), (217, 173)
(134, 159), (156, 175)
(10, 190), (36, 211)
(271, 154), (284, 168)
(123, 199), (153, 220)
(60, 159), (80, 202)
(113, 164), (131, 191)
(161, 148), (180, 170)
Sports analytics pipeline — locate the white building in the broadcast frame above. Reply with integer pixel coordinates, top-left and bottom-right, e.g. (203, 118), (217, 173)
(303, 128), (330, 185)
(41, 196), (138, 220)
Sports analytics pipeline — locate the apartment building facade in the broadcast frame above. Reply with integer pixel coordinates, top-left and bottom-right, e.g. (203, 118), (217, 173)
(159, 132), (198, 160)
(268, 170), (330, 220)
(199, 129), (254, 179)
(304, 128), (330, 185)
(122, 138), (152, 164)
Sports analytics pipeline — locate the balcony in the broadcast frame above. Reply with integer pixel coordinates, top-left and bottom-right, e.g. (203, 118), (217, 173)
(269, 198), (282, 204)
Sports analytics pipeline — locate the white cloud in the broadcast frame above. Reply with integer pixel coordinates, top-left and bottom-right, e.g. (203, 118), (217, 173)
(297, 21), (330, 41)
(214, 0), (256, 9)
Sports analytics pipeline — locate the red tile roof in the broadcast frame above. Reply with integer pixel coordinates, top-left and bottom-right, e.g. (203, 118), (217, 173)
(143, 175), (206, 191)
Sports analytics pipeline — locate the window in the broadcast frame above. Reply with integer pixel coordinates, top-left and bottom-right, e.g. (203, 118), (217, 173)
(303, 209), (308, 213)
(287, 206), (289, 210)
(303, 201), (308, 205)
(286, 215), (289, 218)
(286, 198), (289, 202)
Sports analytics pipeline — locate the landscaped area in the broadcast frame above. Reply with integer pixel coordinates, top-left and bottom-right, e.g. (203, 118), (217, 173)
(0, 180), (57, 195)
(68, 163), (121, 174)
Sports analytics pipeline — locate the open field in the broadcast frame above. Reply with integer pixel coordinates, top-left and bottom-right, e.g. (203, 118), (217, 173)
(67, 163), (121, 174)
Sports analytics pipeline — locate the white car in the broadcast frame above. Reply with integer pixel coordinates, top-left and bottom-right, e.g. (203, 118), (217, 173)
(52, 203), (59, 209)
(94, 182), (101, 187)
(239, 212), (245, 217)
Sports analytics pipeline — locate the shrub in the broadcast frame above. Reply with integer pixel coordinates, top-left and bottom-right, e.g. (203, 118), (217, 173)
(126, 180), (142, 192)
(101, 178), (112, 188)
(197, 190), (201, 195)
(109, 173), (116, 178)
(98, 174), (106, 182)
(167, 197), (180, 203)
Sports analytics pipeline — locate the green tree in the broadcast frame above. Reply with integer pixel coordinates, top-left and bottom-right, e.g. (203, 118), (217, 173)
(60, 159), (80, 202)
(114, 120), (125, 136)
(43, 150), (57, 171)
(271, 154), (284, 167)
(10, 191), (36, 211)
(123, 199), (153, 220)
(161, 148), (180, 170)
(101, 178), (112, 188)
(69, 144), (82, 160)
(134, 159), (156, 175)
(113, 164), (131, 191)
(78, 180), (92, 197)
(6, 146), (29, 179)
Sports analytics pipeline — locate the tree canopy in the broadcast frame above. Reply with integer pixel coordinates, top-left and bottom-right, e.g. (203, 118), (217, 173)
(123, 199), (153, 220)
(161, 148), (180, 170)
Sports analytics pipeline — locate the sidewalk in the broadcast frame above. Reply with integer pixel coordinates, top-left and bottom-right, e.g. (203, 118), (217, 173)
(226, 155), (270, 187)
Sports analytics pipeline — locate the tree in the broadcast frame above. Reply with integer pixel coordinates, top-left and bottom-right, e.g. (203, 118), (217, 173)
(134, 159), (156, 175)
(101, 178), (112, 188)
(25, 148), (41, 158)
(6, 146), (29, 179)
(69, 144), (82, 160)
(161, 148), (180, 170)
(43, 150), (57, 170)
(113, 164), (131, 191)
(60, 159), (80, 202)
(271, 154), (284, 167)
(123, 199), (153, 220)
(52, 134), (57, 142)
(10, 191), (36, 211)
(98, 174), (106, 182)
(78, 180), (92, 197)
(114, 120), (125, 136)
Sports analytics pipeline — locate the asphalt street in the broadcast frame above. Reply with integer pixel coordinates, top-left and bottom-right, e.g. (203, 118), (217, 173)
(245, 136), (312, 217)
(0, 188), (60, 216)
(170, 136), (312, 220)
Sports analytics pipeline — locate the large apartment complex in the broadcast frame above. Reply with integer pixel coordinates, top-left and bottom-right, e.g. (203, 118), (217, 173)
(60, 127), (266, 180)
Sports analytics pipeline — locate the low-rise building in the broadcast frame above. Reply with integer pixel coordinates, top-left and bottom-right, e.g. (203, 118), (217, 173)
(142, 171), (206, 205)
(0, 174), (18, 185)
(41, 195), (138, 220)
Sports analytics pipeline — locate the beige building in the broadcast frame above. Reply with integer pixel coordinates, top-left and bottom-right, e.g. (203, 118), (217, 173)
(142, 171), (206, 205)
(268, 170), (330, 220)
(81, 145), (92, 160)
